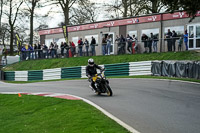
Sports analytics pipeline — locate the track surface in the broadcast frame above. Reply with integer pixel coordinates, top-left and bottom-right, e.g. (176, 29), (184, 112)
(0, 78), (200, 133)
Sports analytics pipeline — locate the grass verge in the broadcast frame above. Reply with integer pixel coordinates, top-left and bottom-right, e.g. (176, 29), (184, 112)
(0, 94), (129, 133)
(2, 51), (200, 71)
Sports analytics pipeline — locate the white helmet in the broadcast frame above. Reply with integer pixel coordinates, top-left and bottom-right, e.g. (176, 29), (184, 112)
(88, 58), (94, 65)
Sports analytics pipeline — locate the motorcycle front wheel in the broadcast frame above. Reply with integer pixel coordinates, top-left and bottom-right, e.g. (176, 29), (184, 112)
(104, 83), (113, 96)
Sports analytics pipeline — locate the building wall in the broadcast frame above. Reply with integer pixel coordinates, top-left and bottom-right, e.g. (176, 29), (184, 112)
(40, 15), (200, 55)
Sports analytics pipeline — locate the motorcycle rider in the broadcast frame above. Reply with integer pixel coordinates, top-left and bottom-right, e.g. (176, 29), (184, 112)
(86, 58), (103, 92)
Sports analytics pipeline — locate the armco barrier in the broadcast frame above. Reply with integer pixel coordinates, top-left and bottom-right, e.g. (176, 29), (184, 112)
(61, 67), (81, 79)
(4, 71), (15, 81)
(43, 68), (61, 80)
(129, 61), (152, 76)
(15, 71), (28, 81)
(28, 70), (43, 81)
(105, 63), (129, 76)
(2, 61), (152, 81)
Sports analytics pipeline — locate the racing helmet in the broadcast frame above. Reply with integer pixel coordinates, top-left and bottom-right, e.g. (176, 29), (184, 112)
(88, 58), (94, 66)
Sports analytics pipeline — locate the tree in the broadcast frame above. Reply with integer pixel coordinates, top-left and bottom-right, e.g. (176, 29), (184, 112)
(47, 0), (77, 25)
(70, 1), (98, 25)
(105, 0), (166, 18)
(23, 0), (40, 46)
(162, 0), (200, 21)
(142, 0), (165, 14)
(0, 0), (3, 29)
(5, 0), (23, 55)
(1, 23), (10, 47)
(0, 0), (6, 40)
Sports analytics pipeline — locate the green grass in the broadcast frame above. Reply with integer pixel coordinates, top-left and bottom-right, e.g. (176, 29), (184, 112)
(2, 51), (200, 71)
(0, 94), (129, 133)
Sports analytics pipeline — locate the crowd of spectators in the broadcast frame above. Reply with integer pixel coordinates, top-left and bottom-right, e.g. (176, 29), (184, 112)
(20, 29), (189, 61)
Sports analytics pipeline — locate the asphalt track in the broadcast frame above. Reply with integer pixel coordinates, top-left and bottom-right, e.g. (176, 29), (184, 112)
(0, 78), (200, 133)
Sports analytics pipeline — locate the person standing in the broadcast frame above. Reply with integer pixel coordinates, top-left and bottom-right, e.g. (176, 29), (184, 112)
(102, 37), (107, 55)
(21, 45), (26, 60)
(42, 44), (48, 58)
(34, 44), (38, 59)
(84, 38), (89, 56)
(141, 34), (149, 53)
(184, 30), (188, 51)
(28, 44), (34, 59)
(165, 29), (172, 52)
(54, 42), (58, 58)
(132, 35), (138, 53)
(49, 42), (54, 58)
(106, 35), (112, 55)
(38, 43), (42, 59)
(126, 34), (133, 54)
(60, 42), (65, 58)
(178, 36), (183, 51)
(120, 35), (126, 54)
(78, 38), (83, 56)
(148, 33), (154, 53)
(64, 42), (69, 57)
(90, 36), (96, 56)
(152, 33), (158, 53)
(172, 30), (177, 51)
(71, 41), (76, 56)
(115, 35), (120, 55)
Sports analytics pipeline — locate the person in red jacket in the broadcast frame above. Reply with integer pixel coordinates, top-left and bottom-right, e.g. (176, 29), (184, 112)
(78, 38), (83, 56)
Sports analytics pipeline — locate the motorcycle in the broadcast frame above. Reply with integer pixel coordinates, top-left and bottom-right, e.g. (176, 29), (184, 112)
(90, 69), (113, 96)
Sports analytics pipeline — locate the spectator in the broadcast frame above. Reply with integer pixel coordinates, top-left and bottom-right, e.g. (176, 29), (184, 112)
(126, 34), (133, 54)
(172, 30), (177, 51)
(106, 35), (112, 55)
(71, 41), (76, 56)
(119, 35), (126, 54)
(141, 33), (149, 53)
(115, 35), (120, 54)
(49, 42), (54, 58)
(152, 33), (158, 53)
(84, 38), (89, 56)
(28, 44), (34, 59)
(60, 42), (65, 58)
(90, 36), (96, 56)
(132, 35), (138, 53)
(165, 29), (172, 52)
(148, 33), (154, 53)
(38, 43), (42, 59)
(54, 42), (58, 58)
(184, 30), (188, 51)
(102, 37), (107, 55)
(64, 42), (69, 58)
(178, 36), (183, 51)
(43, 44), (48, 58)
(21, 45), (26, 60)
(34, 44), (38, 59)
(78, 38), (83, 56)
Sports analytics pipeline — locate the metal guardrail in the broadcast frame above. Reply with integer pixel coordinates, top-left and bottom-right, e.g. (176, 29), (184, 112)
(3, 61), (152, 81)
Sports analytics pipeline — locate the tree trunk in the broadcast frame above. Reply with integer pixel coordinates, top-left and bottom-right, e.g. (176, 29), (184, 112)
(122, 0), (128, 17)
(10, 25), (14, 55)
(64, 7), (69, 25)
(0, 0), (3, 29)
(151, 0), (158, 13)
(30, 9), (34, 45)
